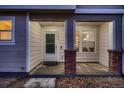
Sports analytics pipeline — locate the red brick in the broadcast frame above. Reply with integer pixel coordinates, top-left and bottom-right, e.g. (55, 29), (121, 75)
(64, 49), (76, 74)
(108, 49), (122, 73)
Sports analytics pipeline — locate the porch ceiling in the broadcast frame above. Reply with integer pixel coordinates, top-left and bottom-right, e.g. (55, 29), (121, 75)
(39, 22), (105, 26)
(39, 22), (64, 26)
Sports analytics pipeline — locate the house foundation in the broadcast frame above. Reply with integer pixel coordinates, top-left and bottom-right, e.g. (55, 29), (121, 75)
(108, 49), (123, 73)
(64, 49), (76, 74)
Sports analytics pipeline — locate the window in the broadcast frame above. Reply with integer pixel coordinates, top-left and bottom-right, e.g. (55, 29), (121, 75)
(82, 31), (95, 52)
(75, 30), (96, 53)
(0, 16), (15, 45)
(75, 31), (79, 51)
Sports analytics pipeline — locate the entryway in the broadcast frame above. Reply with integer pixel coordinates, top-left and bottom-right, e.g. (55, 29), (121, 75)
(29, 21), (65, 74)
(75, 21), (114, 74)
(29, 19), (114, 75)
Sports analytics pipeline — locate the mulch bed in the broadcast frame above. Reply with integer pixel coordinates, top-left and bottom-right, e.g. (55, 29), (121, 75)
(8, 77), (29, 88)
(56, 77), (124, 88)
(0, 77), (29, 88)
(1, 77), (124, 88)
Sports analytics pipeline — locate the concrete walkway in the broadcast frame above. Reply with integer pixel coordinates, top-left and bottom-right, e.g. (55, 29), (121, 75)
(24, 78), (56, 88)
(31, 63), (109, 75)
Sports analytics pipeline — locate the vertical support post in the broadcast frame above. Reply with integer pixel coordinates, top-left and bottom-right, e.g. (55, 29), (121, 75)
(107, 20), (123, 74)
(26, 12), (30, 72)
(64, 19), (76, 75)
(65, 19), (75, 49)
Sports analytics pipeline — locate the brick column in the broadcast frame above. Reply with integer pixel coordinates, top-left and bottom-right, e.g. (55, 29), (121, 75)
(108, 49), (123, 73)
(64, 49), (76, 75)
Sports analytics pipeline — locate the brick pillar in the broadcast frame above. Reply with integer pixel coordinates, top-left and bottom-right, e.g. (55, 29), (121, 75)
(64, 49), (76, 75)
(108, 49), (123, 73)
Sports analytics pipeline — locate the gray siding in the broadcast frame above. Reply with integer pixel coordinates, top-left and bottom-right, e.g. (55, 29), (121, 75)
(0, 14), (27, 72)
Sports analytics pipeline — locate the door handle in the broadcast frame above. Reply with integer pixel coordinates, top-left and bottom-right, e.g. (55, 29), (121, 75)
(60, 46), (62, 50)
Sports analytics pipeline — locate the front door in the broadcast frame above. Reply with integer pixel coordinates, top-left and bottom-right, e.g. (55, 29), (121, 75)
(43, 31), (58, 62)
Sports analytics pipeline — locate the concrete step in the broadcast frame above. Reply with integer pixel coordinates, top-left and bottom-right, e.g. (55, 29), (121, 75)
(24, 78), (56, 88)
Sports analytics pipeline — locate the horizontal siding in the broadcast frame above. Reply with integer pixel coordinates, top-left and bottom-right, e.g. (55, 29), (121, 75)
(30, 21), (43, 70)
(0, 14), (27, 72)
(58, 27), (65, 62)
(99, 22), (110, 67)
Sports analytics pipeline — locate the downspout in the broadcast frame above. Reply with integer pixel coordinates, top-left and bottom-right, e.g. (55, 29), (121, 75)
(122, 11), (124, 74)
(26, 12), (30, 73)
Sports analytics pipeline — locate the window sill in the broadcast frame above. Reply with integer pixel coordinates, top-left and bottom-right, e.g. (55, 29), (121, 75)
(77, 52), (97, 54)
(0, 42), (15, 45)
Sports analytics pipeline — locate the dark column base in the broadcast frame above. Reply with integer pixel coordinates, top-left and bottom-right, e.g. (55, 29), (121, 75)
(64, 49), (76, 75)
(108, 49), (123, 73)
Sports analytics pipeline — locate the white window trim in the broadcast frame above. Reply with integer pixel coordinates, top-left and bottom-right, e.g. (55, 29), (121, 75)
(0, 16), (15, 45)
(77, 30), (97, 53)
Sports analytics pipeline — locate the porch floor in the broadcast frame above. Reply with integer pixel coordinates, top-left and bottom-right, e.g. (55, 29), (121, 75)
(31, 63), (109, 75)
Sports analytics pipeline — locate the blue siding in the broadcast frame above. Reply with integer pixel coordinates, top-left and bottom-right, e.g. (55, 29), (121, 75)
(0, 5), (122, 74)
(0, 13), (27, 72)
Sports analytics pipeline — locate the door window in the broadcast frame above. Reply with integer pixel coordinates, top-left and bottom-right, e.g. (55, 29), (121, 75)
(46, 34), (55, 53)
